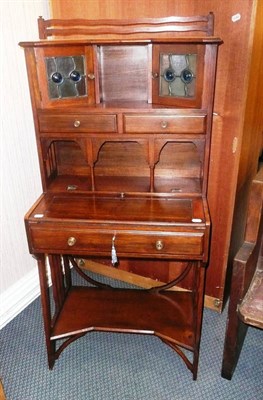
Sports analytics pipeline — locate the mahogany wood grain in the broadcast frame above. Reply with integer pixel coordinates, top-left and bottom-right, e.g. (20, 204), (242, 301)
(51, 286), (195, 345)
(25, 193), (209, 260)
(22, 15), (217, 377)
(39, 113), (117, 133)
(99, 45), (149, 102)
(38, 14), (214, 39)
(124, 114), (206, 134)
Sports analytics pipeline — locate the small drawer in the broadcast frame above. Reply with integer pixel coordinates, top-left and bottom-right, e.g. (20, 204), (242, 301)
(29, 227), (204, 258)
(29, 228), (113, 254)
(124, 114), (206, 134)
(39, 113), (117, 133)
(117, 232), (204, 257)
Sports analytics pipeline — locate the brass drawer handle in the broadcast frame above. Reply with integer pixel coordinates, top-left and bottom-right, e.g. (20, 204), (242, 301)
(156, 240), (164, 251)
(161, 121), (168, 129)
(73, 120), (81, 128)
(67, 236), (77, 246)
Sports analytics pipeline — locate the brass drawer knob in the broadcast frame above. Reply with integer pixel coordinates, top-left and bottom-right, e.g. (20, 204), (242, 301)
(73, 120), (81, 128)
(161, 121), (168, 129)
(155, 240), (164, 251)
(87, 73), (95, 80)
(67, 236), (77, 246)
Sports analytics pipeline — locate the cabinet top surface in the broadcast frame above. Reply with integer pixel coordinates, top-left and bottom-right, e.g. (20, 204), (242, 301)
(19, 37), (222, 48)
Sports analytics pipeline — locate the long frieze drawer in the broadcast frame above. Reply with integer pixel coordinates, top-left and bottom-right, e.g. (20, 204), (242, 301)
(38, 113), (117, 133)
(28, 227), (205, 258)
(124, 114), (206, 134)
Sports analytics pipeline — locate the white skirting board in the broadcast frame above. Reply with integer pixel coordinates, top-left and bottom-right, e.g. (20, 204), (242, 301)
(0, 268), (40, 330)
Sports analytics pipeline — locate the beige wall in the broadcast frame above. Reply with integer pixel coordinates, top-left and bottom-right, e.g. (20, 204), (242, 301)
(1, 0), (49, 327)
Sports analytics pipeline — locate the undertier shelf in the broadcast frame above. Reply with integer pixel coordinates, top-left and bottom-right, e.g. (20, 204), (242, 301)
(51, 286), (195, 350)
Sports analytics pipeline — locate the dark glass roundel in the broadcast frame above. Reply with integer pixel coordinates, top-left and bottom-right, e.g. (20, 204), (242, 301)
(163, 68), (176, 83)
(51, 72), (63, 84)
(70, 70), (81, 82)
(181, 69), (194, 84)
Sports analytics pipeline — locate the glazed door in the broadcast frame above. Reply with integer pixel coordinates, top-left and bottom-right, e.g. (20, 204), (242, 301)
(35, 45), (96, 108)
(152, 44), (204, 108)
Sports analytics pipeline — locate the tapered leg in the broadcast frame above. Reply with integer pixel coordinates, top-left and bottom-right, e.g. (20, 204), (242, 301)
(192, 262), (206, 380)
(36, 254), (72, 369)
(36, 254), (56, 369)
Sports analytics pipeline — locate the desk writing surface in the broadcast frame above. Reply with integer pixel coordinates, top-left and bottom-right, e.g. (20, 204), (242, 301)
(28, 193), (206, 226)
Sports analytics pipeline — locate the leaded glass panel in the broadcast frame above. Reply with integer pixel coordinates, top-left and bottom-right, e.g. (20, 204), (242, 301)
(159, 53), (197, 98)
(45, 56), (87, 99)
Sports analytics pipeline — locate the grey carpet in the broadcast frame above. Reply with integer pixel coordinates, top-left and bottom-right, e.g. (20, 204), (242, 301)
(0, 271), (262, 399)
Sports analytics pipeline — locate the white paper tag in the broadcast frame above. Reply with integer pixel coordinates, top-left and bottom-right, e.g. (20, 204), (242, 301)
(231, 13), (241, 22)
(192, 218), (202, 223)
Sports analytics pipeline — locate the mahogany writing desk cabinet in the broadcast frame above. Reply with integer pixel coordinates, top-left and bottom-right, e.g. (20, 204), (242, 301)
(20, 15), (221, 379)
